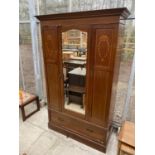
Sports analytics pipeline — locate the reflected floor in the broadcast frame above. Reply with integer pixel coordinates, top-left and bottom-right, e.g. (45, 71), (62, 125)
(64, 99), (85, 115)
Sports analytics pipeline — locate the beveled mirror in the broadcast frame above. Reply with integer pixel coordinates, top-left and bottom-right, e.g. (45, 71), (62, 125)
(61, 29), (87, 115)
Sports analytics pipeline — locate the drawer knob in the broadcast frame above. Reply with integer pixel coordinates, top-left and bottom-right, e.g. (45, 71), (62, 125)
(86, 128), (94, 133)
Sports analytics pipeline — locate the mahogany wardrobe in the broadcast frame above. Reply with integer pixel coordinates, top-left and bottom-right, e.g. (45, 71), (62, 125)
(36, 8), (130, 153)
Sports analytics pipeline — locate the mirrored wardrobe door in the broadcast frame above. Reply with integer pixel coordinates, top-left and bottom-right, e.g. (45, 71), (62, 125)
(61, 29), (88, 115)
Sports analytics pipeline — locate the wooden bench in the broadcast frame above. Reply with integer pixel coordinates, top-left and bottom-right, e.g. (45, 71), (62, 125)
(117, 121), (135, 155)
(19, 90), (40, 121)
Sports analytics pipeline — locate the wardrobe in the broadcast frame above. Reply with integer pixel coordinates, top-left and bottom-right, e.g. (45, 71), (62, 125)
(36, 8), (130, 152)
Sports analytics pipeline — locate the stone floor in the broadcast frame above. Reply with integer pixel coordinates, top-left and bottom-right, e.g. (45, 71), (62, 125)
(19, 106), (118, 155)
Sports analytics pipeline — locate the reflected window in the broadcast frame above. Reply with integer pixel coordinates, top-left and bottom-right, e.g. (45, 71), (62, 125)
(62, 29), (87, 115)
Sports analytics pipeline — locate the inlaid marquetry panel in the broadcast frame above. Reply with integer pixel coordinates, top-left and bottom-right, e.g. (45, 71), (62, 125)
(42, 26), (62, 111)
(94, 28), (113, 68)
(90, 26), (116, 127)
(43, 26), (59, 62)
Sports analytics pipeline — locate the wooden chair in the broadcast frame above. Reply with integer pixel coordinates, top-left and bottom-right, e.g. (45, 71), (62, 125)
(67, 85), (85, 108)
(117, 121), (135, 155)
(19, 90), (40, 121)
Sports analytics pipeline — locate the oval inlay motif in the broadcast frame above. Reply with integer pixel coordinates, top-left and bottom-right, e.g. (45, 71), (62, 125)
(97, 35), (110, 63)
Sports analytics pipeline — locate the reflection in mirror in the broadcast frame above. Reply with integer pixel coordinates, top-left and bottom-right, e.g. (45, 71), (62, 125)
(62, 29), (87, 115)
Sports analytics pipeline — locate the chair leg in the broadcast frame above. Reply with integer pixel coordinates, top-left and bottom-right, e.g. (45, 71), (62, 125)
(81, 94), (85, 109)
(36, 97), (40, 111)
(21, 106), (26, 121)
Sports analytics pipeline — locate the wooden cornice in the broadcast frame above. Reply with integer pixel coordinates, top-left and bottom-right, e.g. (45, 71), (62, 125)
(36, 7), (130, 21)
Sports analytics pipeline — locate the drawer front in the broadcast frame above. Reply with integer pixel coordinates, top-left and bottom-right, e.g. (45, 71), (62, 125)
(50, 110), (106, 144)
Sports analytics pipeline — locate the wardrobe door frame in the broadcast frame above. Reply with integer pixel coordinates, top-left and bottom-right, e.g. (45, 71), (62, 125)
(60, 25), (91, 120)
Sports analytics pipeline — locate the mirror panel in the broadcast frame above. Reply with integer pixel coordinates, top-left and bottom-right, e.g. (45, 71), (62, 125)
(62, 29), (87, 115)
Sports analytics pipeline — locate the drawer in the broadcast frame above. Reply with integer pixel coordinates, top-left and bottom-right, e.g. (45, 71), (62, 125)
(50, 110), (106, 144)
